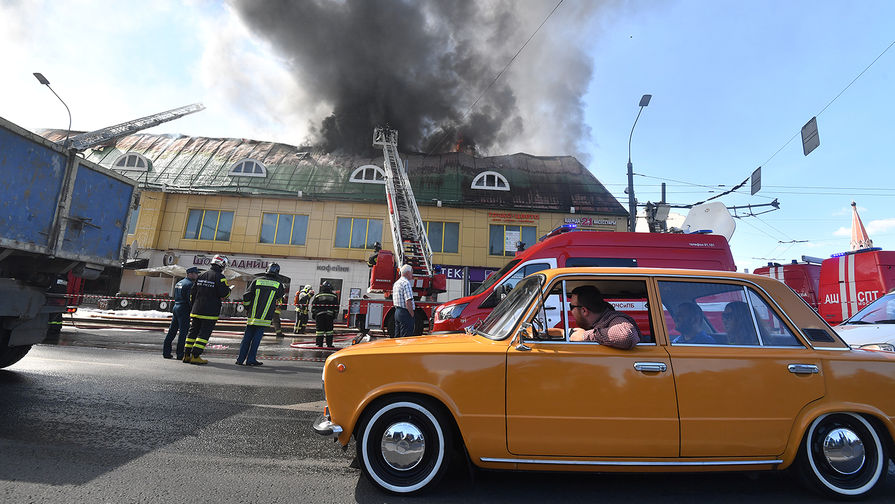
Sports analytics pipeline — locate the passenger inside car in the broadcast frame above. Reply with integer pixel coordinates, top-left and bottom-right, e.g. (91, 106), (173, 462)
(670, 302), (717, 344)
(722, 301), (760, 345)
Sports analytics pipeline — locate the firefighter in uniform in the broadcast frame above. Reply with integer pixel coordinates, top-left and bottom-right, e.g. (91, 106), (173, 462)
(310, 282), (337, 347)
(183, 255), (231, 365)
(269, 290), (287, 339)
(293, 285), (313, 334)
(162, 266), (199, 359)
(236, 263), (285, 366)
(45, 274), (68, 341)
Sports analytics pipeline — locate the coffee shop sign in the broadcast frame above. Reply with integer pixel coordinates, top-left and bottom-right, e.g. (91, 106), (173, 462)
(193, 255), (269, 270)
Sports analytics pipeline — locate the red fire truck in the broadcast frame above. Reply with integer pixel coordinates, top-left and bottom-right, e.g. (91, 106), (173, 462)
(754, 249), (895, 325)
(754, 258), (822, 311)
(432, 226), (737, 333)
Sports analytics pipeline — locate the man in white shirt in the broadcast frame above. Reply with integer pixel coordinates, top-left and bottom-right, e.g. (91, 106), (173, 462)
(392, 264), (415, 337)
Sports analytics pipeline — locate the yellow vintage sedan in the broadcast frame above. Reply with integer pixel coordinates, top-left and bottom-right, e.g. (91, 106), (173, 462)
(313, 268), (895, 498)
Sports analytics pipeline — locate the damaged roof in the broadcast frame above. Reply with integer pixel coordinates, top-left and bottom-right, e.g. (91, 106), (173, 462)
(38, 129), (626, 216)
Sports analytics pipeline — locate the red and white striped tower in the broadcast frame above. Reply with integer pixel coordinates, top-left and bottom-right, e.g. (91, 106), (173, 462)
(850, 201), (873, 251)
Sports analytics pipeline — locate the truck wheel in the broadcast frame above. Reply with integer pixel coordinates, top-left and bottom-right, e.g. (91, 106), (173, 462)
(356, 397), (453, 494)
(797, 412), (887, 499)
(0, 329), (32, 368)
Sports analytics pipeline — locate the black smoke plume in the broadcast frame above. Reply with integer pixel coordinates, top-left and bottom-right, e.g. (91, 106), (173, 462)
(232, 0), (595, 156)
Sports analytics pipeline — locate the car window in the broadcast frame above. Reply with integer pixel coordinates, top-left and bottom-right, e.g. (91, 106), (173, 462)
(478, 275), (542, 340)
(746, 289), (803, 347)
(658, 280), (802, 347)
(527, 278), (653, 344)
(844, 293), (895, 324)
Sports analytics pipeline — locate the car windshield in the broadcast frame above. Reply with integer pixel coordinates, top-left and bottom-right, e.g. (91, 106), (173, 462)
(476, 274), (543, 340)
(843, 292), (895, 324)
(470, 259), (520, 296)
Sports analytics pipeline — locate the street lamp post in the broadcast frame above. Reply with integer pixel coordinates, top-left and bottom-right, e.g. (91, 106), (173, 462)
(33, 72), (72, 149)
(626, 94), (651, 232)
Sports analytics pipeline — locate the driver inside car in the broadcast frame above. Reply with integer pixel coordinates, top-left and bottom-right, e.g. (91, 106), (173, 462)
(567, 285), (641, 349)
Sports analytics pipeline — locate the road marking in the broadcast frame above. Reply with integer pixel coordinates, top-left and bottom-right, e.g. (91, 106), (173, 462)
(28, 357), (126, 367)
(252, 400), (327, 412)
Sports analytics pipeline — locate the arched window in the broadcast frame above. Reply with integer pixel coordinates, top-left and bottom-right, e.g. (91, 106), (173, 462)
(112, 152), (151, 172)
(229, 159), (267, 178)
(471, 170), (509, 191)
(349, 165), (386, 184)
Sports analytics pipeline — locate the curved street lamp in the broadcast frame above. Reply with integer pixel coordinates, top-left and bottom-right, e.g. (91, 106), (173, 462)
(626, 94), (651, 232)
(33, 72), (72, 149)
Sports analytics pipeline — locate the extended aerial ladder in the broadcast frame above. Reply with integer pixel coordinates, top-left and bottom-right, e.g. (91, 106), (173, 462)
(65, 103), (205, 151)
(372, 126), (435, 280)
(354, 127), (445, 336)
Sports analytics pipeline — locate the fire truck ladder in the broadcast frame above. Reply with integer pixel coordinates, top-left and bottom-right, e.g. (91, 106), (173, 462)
(373, 126), (434, 279)
(67, 103), (206, 151)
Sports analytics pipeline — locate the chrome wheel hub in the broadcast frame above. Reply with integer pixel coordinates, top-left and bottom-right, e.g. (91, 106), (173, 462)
(381, 421), (426, 471)
(822, 427), (865, 475)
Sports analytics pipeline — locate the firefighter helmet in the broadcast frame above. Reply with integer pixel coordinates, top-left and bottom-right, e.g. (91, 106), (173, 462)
(266, 263), (280, 275)
(211, 254), (229, 269)
(321, 281), (332, 293)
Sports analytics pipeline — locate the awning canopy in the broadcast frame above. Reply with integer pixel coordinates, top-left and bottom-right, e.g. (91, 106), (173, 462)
(135, 265), (257, 282)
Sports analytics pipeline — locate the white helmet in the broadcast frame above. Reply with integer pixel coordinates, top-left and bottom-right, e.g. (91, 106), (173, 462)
(211, 254), (229, 269)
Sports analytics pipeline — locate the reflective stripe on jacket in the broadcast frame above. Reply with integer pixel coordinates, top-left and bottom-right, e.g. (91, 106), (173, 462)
(243, 276), (285, 326)
(310, 292), (338, 319)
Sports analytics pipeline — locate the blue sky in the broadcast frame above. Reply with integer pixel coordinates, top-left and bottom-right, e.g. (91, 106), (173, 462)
(1, 0), (892, 272)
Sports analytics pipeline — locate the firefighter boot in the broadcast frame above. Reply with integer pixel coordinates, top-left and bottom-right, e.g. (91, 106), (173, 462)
(190, 354), (208, 365)
(182, 354), (192, 363)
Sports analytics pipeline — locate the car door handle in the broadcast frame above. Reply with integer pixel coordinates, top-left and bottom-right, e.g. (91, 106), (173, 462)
(788, 364), (819, 375)
(633, 362), (667, 373)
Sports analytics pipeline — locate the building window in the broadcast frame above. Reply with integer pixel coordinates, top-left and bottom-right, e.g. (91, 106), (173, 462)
(112, 152), (150, 172)
(349, 165), (386, 184)
(259, 213), (308, 245)
(229, 159), (267, 178)
(471, 170), (509, 191)
(335, 217), (383, 250)
(184, 209), (234, 241)
(489, 224), (536, 256)
(424, 221), (459, 253)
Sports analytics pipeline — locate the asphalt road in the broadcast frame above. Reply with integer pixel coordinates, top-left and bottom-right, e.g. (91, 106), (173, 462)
(1, 328), (893, 503)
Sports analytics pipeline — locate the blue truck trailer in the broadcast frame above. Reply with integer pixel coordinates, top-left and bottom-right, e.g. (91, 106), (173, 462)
(0, 116), (137, 367)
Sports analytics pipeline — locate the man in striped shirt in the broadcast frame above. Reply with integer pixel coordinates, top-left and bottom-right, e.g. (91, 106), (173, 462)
(568, 285), (641, 349)
(392, 264), (415, 338)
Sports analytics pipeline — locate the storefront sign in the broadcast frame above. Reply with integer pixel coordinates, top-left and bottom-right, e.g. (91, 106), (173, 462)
(192, 255), (269, 270)
(439, 266), (464, 280)
(488, 212), (540, 224)
(564, 217), (617, 227)
(316, 264), (350, 273)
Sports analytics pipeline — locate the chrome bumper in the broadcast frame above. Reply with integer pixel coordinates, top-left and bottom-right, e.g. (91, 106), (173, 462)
(312, 413), (343, 438)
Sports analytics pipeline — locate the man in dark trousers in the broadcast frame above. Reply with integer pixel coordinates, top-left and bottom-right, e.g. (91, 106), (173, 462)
(237, 263), (285, 366)
(163, 267), (199, 360)
(310, 282), (337, 348)
(183, 255), (231, 365)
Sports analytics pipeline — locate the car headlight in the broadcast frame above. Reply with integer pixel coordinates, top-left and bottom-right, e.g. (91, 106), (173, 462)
(437, 303), (468, 321)
(858, 343), (895, 352)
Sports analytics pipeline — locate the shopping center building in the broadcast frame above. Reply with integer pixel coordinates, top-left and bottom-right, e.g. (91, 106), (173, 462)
(41, 129), (627, 313)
